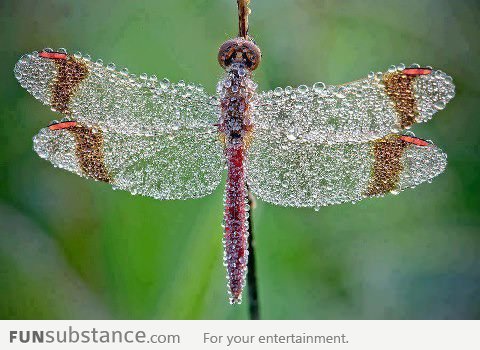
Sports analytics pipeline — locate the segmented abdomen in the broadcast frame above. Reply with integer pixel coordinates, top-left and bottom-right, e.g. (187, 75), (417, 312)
(223, 141), (248, 304)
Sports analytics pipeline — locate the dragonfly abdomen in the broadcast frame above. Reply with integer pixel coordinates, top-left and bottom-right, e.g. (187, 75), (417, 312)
(223, 141), (248, 304)
(218, 59), (257, 304)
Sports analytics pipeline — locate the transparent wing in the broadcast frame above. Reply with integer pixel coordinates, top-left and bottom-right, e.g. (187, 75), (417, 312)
(246, 130), (447, 208)
(254, 65), (455, 144)
(33, 123), (223, 200)
(15, 50), (217, 136)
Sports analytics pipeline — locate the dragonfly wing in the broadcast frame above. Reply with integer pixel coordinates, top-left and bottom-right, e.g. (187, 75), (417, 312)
(15, 50), (217, 135)
(254, 65), (454, 143)
(246, 130), (447, 208)
(33, 123), (224, 200)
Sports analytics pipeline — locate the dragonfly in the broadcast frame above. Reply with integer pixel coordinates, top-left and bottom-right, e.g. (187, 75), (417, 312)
(14, 2), (454, 305)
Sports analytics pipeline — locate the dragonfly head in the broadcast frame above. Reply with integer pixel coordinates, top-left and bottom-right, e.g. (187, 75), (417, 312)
(218, 38), (261, 71)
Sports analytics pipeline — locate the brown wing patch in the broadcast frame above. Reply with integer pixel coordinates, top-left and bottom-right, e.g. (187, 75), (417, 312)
(51, 56), (88, 114)
(63, 125), (112, 183)
(383, 72), (418, 129)
(365, 136), (409, 196)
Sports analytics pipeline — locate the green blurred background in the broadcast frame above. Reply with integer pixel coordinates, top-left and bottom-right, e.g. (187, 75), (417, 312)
(1, 0), (479, 319)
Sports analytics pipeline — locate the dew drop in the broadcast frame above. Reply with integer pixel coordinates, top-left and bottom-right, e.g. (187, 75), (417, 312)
(334, 87), (346, 98)
(160, 78), (170, 89)
(297, 85), (308, 94)
(434, 101), (446, 110)
(313, 82), (326, 92)
(286, 133), (296, 141)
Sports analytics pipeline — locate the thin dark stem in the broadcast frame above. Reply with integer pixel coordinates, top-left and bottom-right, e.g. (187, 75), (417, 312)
(246, 186), (260, 319)
(237, 0), (250, 38)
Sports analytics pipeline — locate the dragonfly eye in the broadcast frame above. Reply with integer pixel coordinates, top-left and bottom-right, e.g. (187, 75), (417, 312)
(218, 38), (261, 71)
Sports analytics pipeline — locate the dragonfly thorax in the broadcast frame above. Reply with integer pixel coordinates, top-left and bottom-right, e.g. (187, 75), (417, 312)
(218, 38), (261, 71)
(218, 62), (256, 145)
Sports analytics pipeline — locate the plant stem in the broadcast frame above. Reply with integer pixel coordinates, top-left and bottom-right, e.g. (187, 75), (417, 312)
(237, 0), (250, 38)
(246, 185), (260, 319)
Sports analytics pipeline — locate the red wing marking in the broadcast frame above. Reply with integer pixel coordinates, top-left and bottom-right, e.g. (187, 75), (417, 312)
(39, 51), (68, 60)
(365, 136), (409, 196)
(399, 135), (430, 146)
(48, 121), (77, 130)
(402, 68), (432, 76)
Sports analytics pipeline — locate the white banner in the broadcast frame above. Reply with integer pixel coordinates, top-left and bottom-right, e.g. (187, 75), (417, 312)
(1, 320), (478, 349)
